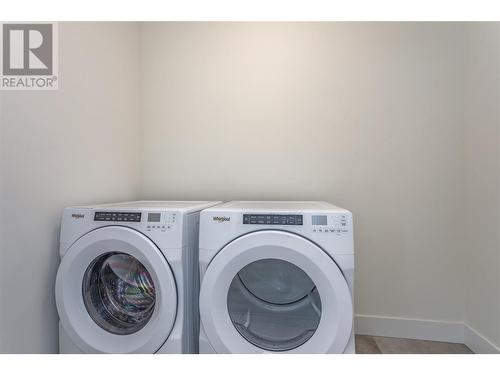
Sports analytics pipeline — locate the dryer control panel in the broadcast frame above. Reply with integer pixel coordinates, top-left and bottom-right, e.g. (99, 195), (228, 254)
(243, 214), (303, 225)
(311, 214), (349, 234)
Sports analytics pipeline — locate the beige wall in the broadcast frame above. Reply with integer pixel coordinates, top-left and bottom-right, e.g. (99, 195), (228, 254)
(0, 22), (141, 353)
(463, 23), (500, 349)
(140, 22), (465, 322)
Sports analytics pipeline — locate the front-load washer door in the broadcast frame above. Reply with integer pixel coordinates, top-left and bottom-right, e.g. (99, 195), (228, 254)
(199, 230), (353, 354)
(55, 226), (177, 353)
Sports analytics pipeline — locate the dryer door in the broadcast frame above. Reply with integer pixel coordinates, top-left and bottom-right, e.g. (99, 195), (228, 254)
(199, 230), (353, 353)
(55, 226), (177, 353)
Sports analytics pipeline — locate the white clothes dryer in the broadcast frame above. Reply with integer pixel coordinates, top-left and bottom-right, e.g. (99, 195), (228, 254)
(198, 201), (355, 354)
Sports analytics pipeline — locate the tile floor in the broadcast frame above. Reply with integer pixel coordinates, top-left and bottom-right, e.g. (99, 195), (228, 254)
(355, 335), (473, 354)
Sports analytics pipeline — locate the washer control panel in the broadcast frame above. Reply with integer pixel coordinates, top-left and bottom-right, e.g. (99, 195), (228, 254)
(311, 214), (349, 234)
(92, 210), (178, 233)
(94, 211), (142, 222)
(146, 211), (177, 232)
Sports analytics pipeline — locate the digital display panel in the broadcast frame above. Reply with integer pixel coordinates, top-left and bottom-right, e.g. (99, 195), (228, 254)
(312, 215), (327, 225)
(147, 213), (161, 222)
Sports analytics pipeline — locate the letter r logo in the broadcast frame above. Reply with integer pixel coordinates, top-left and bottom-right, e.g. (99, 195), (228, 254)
(2, 24), (53, 75)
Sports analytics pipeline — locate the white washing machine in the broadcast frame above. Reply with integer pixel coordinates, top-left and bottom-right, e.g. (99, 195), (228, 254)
(198, 201), (355, 354)
(55, 200), (220, 354)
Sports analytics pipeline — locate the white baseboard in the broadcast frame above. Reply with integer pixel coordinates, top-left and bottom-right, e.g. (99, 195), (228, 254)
(354, 314), (500, 353)
(464, 325), (500, 354)
(355, 314), (465, 343)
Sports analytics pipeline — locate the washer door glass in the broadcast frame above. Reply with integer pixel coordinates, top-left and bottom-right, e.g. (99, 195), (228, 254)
(82, 252), (156, 335)
(227, 258), (322, 351)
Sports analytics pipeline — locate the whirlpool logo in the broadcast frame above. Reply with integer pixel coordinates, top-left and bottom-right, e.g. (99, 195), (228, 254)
(213, 216), (230, 223)
(71, 213), (85, 219)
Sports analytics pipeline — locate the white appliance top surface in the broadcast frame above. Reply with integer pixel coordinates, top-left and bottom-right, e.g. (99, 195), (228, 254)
(204, 201), (349, 213)
(70, 200), (222, 213)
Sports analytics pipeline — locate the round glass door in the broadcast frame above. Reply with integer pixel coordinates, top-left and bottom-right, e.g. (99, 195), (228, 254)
(82, 252), (156, 335)
(227, 258), (322, 351)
